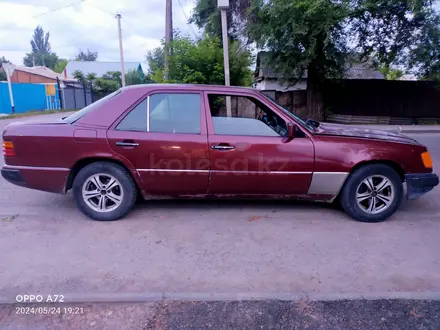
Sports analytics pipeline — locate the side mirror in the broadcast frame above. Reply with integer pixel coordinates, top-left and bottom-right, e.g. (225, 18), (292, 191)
(287, 123), (296, 140)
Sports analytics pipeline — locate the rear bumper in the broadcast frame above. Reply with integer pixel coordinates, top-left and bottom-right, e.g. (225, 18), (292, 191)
(405, 173), (439, 200)
(1, 165), (69, 194)
(1, 168), (25, 185)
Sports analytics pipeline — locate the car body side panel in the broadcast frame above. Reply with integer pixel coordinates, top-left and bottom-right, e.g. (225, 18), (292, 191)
(312, 135), (431, 174)
(2, 124), (144, 194)
(202, 90), (315, 195)
(107, 91), (210, 196)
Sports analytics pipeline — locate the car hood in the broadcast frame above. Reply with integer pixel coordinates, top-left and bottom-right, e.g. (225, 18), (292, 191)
(315, 123), (421, 145)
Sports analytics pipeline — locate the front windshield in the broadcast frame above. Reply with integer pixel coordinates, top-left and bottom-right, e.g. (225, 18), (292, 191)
(63, 90), (121, 124)
(260, 92), (315, 131)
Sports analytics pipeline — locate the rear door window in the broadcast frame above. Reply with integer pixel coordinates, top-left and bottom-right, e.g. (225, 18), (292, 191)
(149, 93), (201, 134)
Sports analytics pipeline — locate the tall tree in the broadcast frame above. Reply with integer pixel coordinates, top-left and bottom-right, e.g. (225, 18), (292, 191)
(72, 70), (85, 81)
(407, 10), (440, 79)
(23, 26), (59, 70)
(75, 49), (98, 61)
(0, 56), (10, 81)
(245, 0), (436, 120)
(190, 0), (251, 40)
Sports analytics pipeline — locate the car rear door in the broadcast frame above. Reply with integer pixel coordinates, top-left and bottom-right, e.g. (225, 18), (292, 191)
(107, 91), (210, 195)
(204, 90), (314, 195)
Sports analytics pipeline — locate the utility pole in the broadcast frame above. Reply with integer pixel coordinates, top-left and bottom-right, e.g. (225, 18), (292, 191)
(218, 0), (231, 116)
(164, 0), (173, 81)
(116, 13), (126, 87)
(3, 63), (15, 113)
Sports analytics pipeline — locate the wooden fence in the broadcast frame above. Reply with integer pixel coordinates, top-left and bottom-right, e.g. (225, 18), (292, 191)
(265, 79), (440, 123)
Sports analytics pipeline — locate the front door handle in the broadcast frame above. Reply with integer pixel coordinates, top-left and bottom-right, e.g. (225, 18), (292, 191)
(211, 144), (235, 150)
(116, 141), (139, 147)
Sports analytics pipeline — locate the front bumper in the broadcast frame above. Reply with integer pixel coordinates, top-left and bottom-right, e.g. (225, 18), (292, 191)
(405, 173), (439, 200)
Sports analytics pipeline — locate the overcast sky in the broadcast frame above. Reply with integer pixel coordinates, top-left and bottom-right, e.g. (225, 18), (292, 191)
(0, 0), (199, 65)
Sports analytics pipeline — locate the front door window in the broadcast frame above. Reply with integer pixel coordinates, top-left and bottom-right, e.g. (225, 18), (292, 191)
(208, 94), (288, 137)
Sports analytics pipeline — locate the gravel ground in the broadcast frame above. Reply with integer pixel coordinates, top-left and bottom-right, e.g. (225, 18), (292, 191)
(1, 299), (439, 329)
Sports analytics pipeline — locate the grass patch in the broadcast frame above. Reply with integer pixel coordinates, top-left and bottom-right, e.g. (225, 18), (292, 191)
(0, 109), (78, 120)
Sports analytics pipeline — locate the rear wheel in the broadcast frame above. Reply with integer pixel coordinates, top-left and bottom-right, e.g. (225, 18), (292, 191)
(340, 164), (403, 223)
(72, 162), (137, 221)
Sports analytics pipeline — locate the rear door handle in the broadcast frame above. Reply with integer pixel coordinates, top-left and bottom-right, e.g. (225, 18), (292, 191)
(116, 141), (139, 147)
(211, 144), (235, 150)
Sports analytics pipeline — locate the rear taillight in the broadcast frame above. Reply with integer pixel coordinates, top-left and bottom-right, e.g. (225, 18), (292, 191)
(2, 141), (15, 157)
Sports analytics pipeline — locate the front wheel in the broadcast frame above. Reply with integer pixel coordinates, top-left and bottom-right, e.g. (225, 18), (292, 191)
(340, 164), (403, 223)
(72, 162), (137, 221)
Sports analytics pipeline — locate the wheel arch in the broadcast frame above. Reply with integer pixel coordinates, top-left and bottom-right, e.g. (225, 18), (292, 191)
(349, 160), (405, 182)
(332, 159), (405, 203)
(65, 157), (143, 194)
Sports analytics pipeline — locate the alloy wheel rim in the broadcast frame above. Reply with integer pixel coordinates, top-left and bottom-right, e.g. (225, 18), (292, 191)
(82, 173), (124, 213)
(356, 175), (395, 215)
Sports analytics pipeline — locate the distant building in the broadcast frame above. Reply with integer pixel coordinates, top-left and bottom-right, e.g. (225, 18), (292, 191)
(254, 51), (384, 92)
(0, 64), (75, 85)
(65, 61), (148, 77)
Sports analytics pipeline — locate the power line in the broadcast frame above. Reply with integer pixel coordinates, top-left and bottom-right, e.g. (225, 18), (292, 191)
(84, 1), (116, 17)
(32, 0), (90, 18)
(177, 0), (200, 40)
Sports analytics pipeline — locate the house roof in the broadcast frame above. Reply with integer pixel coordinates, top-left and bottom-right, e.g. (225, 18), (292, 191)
(255, 51), (384, 81)
(1, 63), (76, 82)
(65, 61), (148, 77)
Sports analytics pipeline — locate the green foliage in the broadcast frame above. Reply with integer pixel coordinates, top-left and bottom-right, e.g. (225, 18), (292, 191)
(407, 10), (440, 79)
(72, 70), (85, 81)
(379, 65), (404, 80)
(23, 26), (59, 70)
(190, 0), (251, 40)
(0, 56), (9, 81)
(352, 0), (433, 66)
(146, 33), (253, 86)
(54, 59), (68, 73)
(85, 73), (97, 82)
(94, 77), (120, 94)
(243, 0), (439, 119)
(1, 56), (10, 64)
(125, 69), (144, 85)
(75, 49), (98, 61)
(248, 0), (350, 82)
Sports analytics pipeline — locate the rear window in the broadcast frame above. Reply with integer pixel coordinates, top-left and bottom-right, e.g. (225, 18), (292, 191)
(63, 90), (120, 124)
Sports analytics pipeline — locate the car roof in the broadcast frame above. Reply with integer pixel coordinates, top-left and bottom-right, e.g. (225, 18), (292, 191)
(120, 83), (260, 94)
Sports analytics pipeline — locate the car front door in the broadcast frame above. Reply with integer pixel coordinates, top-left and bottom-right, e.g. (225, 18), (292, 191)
(204, 91), (314, 195)
(107, 91), (210, 195)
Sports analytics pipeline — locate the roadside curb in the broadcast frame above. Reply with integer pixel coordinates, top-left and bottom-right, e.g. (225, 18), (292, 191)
(2, 291), (440, 304)
(400, 129), (440, 134)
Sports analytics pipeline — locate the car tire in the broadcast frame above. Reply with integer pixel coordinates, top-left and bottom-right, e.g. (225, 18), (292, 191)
(72, 162), (137, 221)
(340, 164), (403, 223)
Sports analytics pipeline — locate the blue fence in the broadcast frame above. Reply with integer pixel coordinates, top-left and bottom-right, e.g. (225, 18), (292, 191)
(0, 82), (58, 114)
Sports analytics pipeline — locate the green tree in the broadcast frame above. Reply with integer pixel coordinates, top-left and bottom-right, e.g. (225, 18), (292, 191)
(23, 26), (59, 70)
(379, 65), (404, 80)
(125, 69), (144, 85)
(245, 0), (436, 120)
(190, 0), (251, 40)
(75, 49), (98, 61)
(407, 11), (440, 79)
(85, 73), (97, 83)
(72, 70), (85, 81)
(54, 59), (68, 73)
(0, 56), (11, 81)
(146, 33), (253, 86)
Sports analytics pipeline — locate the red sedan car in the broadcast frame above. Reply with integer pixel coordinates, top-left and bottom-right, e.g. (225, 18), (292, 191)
(2, 84), (438, 222)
